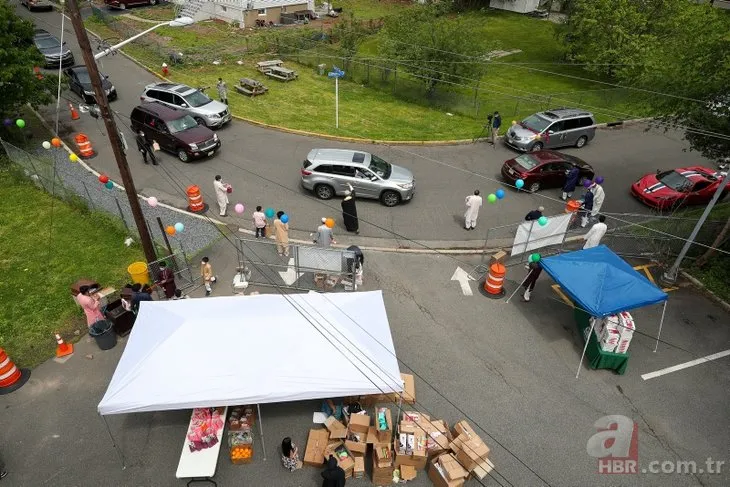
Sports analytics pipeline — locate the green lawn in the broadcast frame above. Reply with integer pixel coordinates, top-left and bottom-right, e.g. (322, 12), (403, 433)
(330, 0), (414, 20)
(0, 165), (142, 367)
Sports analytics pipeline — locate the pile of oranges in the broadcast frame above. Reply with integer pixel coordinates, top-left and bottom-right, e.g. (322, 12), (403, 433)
(230, 445), (253, 464)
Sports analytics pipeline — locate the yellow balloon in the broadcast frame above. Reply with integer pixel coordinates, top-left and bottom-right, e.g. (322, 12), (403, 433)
(69, 153), (79, 162)
(511, 120), (517, 125)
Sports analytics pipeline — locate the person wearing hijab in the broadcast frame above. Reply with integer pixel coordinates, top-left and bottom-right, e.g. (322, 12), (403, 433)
(321, 455), (346, 487)
(274, 211), (290, 256)
(341, 184), (359, 234)
(562, 164), (580, 200)
(281, 437), (302, 471)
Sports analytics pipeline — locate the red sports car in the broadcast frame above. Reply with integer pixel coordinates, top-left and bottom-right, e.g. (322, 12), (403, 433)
(631, 166), (727, 210)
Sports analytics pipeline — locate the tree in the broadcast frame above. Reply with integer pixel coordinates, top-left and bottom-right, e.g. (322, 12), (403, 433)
(378, 6), (489, 96)
(0, 2), (58, 116)
(330, 13), (367, 60)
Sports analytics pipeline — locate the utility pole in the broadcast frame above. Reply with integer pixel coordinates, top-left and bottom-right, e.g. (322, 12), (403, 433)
(662, 174), (730, 284)
(65, 0), (157, 263)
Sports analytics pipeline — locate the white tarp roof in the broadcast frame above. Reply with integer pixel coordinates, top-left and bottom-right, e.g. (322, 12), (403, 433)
(98, 291), (402, 415)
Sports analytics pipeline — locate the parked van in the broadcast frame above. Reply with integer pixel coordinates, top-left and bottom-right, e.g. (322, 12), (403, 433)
(300, 149), (415, 207)
(130, 102), (221, 162)
(504, 109), (596, 152)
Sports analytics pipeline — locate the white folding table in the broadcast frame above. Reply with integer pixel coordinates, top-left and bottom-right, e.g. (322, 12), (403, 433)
(176, 407), (228, 486)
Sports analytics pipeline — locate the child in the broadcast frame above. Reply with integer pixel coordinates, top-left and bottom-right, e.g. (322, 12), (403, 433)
(253, 206), (267, 238)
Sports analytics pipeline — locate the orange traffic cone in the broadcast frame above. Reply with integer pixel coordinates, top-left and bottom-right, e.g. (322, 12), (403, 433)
(55, 332), (74, 358)
(0, 348), (31, 395)
(34, 66), (44, 80)
(69, 103), (80, 121)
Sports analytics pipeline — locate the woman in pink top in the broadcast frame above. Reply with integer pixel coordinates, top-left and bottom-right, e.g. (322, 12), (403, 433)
(252, 205), (267, 238)
(77, 285), (104, 327)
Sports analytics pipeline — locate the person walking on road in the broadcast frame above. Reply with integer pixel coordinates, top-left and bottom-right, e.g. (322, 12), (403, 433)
(213, 175), (229, 217)
(590, 177), (606, 218)
(583, 215), (607, 249)
(562, 164), (580, 200)
(216, 78), (228, 105)
(464, 190), (483, 230)
(525, 206), (545, 221)
(341, 184), (359, 233)
(274, 211), (289, 256)
(136, 130), (157, 165)
(200, 257), (215, 296)
(579, 181), (595, 228)
(253, 206), (267, 238)
(522, 261), (543, 302)
(156, 261), (177, 299)
(314, 218), (335, 248)
(490, 111), (502, 146)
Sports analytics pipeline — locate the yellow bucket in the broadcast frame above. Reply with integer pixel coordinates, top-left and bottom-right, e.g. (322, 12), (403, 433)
(127, 261), (150, 285)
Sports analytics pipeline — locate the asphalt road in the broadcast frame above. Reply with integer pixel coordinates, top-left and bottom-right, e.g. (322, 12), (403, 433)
(20, 6), (716, 244)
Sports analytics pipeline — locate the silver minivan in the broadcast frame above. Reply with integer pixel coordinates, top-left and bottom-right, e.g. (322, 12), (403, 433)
(504, 109), (596, 152)
(140, 83), (231, 128)
(300, 149), (415, 207)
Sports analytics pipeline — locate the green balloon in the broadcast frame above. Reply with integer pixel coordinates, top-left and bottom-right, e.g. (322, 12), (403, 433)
(487, 194), (497, 203)
(15, 119), (25, 128)
(529, 253), (541, 263)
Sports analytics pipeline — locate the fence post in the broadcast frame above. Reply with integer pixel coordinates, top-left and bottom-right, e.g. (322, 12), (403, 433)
(393, 66), (397, 94)
(156, 216), (174, 257)
(81, 181), (95, 211)
(473, 81), (479, 107)
(514, 100), (520, 116)
(114, 195), (128, 230)
(366, 63), (370, 84)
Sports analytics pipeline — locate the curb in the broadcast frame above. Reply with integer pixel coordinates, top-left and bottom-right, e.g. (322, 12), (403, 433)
(679, 270), (730, 313)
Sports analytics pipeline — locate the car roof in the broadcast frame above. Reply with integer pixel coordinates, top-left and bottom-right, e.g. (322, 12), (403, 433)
(306, 148), (371, 165)
(530, 150), (590, 167)
(146, 82), (197, 97)
(540, 108), (593, 120)
(134, 102), (187, 120)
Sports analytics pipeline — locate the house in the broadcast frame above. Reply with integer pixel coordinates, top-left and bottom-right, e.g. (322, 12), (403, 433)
(489, 0), (540, 14)
(174, 0), (314, 28)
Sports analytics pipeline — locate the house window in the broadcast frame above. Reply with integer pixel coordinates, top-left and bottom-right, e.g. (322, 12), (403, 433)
(221, 5), (226, 11)
(258, 8), (266, 15)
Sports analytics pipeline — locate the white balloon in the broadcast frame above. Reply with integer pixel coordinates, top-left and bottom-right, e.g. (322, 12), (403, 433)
(147, 196), (158, 207)
(42, 141), (51, 149)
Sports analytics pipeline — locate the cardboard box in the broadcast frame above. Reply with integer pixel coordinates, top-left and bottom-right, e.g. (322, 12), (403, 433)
(354, 455), (365, 478)
(427, 454), (466, 487)
(359, 373), (416, 406)
(374, 442), (393, 468)
(401, 373), (416, 404)
(402, 411), (429, 423)
(323, 441), (355, 473)
(394, 422), (428, 470)
(450, 435), (492, 478)
(324, 415), (347, 439)
(400, 464), (417, 481)
(303, 428), (330, 467)
(348, 412), (371, 433)
(374, 407), (393, 444)
(438, 453), (468, 481)
(372, 448), (395, 485)
(421, 419), (451, 458)
(345, 430), (368, 455)
(452, 420), (478, 440)
(490, 250), (508, 265)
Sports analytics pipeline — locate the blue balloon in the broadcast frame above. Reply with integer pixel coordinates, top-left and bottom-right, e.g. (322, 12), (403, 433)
(281, 214), (289, 224)
(495, 189), (505, 199)
(174, 222), (184, 233)
(515, 179), (525, 189)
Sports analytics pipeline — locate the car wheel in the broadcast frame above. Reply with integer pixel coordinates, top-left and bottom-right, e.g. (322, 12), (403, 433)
(177, 149), (190, 162)
(194, 117), (206, 127)
(531, 142), (543, 152)
(528, 181), (541, 193)
(118, 3), (126, 9)
(314, 184), (334, 200)
(381, 190), (401, 207)
(575, 135), (588, 148)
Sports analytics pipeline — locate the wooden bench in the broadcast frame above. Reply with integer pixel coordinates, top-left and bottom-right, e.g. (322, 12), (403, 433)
(235, 78), (268, 97)
(256, 59), (283, 74)
(265, 66), (298, 82)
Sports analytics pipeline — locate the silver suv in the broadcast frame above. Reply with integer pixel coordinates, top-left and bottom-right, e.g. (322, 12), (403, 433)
(301, 149), (415, 207)
(140, 83), (231, 128)
(504, 108), (596, 152)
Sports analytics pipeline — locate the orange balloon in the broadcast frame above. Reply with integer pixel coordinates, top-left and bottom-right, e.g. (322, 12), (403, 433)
(325, 218), (335, 229)
(165, 226), (176, 236)
(51, 137), (62, 147)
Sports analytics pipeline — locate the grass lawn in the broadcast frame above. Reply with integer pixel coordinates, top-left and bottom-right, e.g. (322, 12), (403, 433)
(329, 0), (414, 20)
(0, 165), (142, 367)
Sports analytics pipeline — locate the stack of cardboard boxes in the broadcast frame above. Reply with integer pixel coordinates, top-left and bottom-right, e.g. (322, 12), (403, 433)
(428, 453), (469, 487)
(448, 421), (494, 481)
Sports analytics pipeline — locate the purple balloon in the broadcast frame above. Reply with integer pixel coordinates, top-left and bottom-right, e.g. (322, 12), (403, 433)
(595, 176), (604, 184)
(584, 179), (593, 188)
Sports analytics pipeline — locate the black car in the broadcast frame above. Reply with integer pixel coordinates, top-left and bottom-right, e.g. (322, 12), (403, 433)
(33, 30), (74, 68)
(64, 65), (117, 104)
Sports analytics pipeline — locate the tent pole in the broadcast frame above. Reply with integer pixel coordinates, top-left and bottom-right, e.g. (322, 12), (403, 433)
(101, 414), (126, 470)
(257, 404), (267, 461)
(505, 273), (530, 303)
(576, 319), (595, 379)
(654, 301), (667, 352)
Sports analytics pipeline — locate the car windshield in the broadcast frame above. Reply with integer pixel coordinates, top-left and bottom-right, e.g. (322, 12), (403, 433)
(168, 115), (199, 134)
(514, 154), (539, 170)
(657, 170), (691, 191)
(369, 155), (392, 179)
(183, 90), (211, 108)
(73, 70), (104, 84)
(36, 37), (61, 49)
(521, 114), (551, 133)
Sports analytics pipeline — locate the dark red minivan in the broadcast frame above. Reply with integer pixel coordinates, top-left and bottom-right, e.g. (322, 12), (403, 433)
(501, 150), (594, 193)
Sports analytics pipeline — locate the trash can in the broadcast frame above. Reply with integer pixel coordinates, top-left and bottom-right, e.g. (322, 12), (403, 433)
(89, 319), (117, 351)
(127, 261), (149, 285)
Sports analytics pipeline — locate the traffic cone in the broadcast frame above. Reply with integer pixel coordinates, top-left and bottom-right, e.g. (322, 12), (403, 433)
(34, 66), (44, 80)
(0, 348), (31, 395)
(69, 103), (80, 121)
(55, 332), (74, 358)
(162, 62), (169, 77)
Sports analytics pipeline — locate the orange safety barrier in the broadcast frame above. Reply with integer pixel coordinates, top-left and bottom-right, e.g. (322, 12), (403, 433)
(186, 185), (206, 213)
(565, 200), (581, 213)
(34, 66), (44, 80)
(55, 332), (74, 358)
(74, 133), (95, 159)
(69, 103), (80, 120)
(483, 263), (506, 297)
(0, 348), (30, 395)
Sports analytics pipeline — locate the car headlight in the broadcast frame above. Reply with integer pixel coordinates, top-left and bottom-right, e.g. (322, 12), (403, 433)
(189, 143), (198, 150)
(398, 182), (413, 190)
(213, 134), (219, 141)
(209, 113), (221, 119)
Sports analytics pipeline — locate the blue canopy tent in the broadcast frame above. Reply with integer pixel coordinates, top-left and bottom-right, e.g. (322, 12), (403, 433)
(539, 246), (669, 377)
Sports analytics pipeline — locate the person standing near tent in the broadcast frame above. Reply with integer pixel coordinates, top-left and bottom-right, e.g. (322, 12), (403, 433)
(77, 285), (104, 327)
(464, 190), (483, 230)
(201, 256), (215, 296)
(341, 184), (359, 233)
(522, 261), (543, 302)
(213, 175), (229, 217)
(321, 455), (346, 487)
(590, 177), (606, 218)
(155, 261), (177, 299)
(562, 164), (580, 200)
(274, 211), (289, 256)
(281, 437), (302, 471)
(583, 215), (607, 249)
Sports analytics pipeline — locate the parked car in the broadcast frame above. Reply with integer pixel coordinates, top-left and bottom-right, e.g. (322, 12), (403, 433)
(104, 0), (159, 10)
(301, 149), (415, 207)
(631, 166), (727, 210)
(64, 65), (117, 104)
(503, 108), (596, 152)
(501, 150), (594, 193)
(33, 30), (74, 68)
(130, 102), (221, 162)
(140, 82), (231, 128)
(22, 0), (54, 11)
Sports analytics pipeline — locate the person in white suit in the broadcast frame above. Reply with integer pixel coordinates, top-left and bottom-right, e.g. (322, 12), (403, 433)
(583, 215), (607, 249)
(213, 175), (229, 217)
(590, 177), (606, 218)
(464, 190), (483, 230)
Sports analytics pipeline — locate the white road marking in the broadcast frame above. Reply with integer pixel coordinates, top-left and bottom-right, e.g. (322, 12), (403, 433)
(277, 258), (302, 286)
(451, 266), (475, 296)
(641, 349), (730, 380)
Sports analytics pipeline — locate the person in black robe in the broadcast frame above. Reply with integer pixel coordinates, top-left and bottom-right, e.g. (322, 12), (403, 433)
(321, 455), (346, 487)
(341, 186), (359, 234)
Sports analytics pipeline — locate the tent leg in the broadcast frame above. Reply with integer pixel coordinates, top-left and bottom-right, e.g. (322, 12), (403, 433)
(576, 320), (596, 379)
(101, 415), (126, 470)
(257, 404), (267, 461)
(505, 273), (530, 303)
(654, 301), (667, 353)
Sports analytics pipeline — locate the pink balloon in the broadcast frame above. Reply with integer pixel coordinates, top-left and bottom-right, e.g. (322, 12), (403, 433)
(234, 203), (244, 214)
(147, 196), (158, 207)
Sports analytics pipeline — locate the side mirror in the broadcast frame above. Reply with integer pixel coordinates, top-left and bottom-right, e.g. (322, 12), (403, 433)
(370, 176), (378, 182)
(180, 103), (188, 108)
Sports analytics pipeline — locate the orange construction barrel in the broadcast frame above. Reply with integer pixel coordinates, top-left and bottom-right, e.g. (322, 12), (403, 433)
(0, 348), (31, 395)
(187, 185), (206, 213)
(74, 133), (96, 159)
(565, 200), (581, 213)
(482, 263), (506, 298)
(127, 261), (150, 285)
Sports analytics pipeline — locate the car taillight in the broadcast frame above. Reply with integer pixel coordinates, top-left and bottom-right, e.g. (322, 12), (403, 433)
(301, 169), (312, 176)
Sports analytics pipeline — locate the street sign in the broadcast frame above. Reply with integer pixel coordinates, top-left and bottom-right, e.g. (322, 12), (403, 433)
(328, 66), (345, 128)
(328, 65), (345, 78)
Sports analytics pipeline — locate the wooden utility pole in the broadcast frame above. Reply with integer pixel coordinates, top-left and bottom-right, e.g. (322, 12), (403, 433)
(65, 0), (157, 263)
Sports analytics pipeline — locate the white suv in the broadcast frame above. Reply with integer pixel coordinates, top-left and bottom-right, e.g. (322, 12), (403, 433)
(140, 83), (231, 128)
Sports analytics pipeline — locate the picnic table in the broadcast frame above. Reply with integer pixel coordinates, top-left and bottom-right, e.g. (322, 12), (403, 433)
(265, 66), (298, 82)
(256, 60), (283, 74)
(235, 78), (268, 96)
